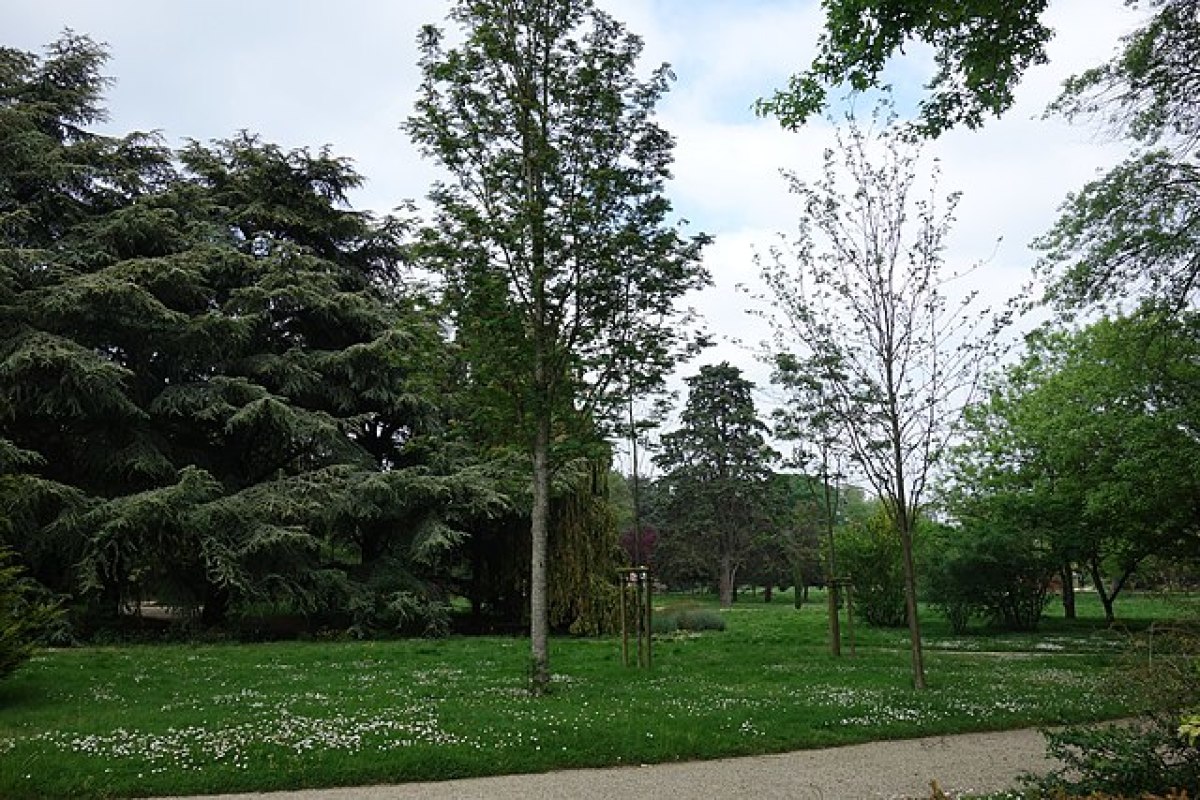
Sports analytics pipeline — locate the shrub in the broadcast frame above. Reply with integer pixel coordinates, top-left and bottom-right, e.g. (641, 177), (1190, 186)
(837, 509), (907, 628)
(652, 603), (726, 634)
(0, 548), (63, 680)
(675, 607), (726, 632)
(1022, 625), (1200, 798)
(1024, 720), (1200, 798)
(923, 522), (1055, 633)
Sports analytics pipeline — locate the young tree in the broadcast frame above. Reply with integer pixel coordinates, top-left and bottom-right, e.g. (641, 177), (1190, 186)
(406, 0), (710, 692)
(654, 363), (776, 608)
(773, 354), (852, 653)
(759, 112), (1000, 689)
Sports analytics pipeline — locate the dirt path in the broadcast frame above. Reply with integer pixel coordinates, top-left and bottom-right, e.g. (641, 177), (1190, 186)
(174, 726), (1059, 800)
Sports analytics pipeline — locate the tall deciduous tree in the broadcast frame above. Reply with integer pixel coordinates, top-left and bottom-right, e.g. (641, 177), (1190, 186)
(759, 112), (1000, 689)
(406, 0), (709, 692)
(654, 363), (776, 608)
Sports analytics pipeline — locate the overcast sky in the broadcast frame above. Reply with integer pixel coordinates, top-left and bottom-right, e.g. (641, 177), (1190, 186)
(8, 0), (1142, 441)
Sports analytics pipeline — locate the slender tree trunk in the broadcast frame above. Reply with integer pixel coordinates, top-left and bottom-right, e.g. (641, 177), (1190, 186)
(1061, 562), (1076, 620)
(824, 475), (841, 656)
(827, 584), (842, 657)
(897, 517), (926, 689)
(529, 413), (552, 693)
(1087, 557), (1117, 625)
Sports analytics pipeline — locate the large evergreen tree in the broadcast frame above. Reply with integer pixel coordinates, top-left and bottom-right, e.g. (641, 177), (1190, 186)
(1, 34), (500, 631)
(406, 0), (709, 691)
(654, 363), (776, 608)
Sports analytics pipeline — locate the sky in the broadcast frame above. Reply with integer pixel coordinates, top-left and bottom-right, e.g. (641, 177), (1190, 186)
(7, 0), (1144, 454)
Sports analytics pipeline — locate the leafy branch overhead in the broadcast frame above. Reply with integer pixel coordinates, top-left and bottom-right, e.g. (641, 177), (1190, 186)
(757, 0), (1053, 136)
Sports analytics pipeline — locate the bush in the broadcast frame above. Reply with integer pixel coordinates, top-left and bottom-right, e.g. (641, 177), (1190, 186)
(1023, 720), (1200, 798)
(1021, 625), (1200, 798)
(923, 522), (1055, 633)
(652, 603), (726, 634)
(0, 548), (63, 680)
(837, 509), (907, 628)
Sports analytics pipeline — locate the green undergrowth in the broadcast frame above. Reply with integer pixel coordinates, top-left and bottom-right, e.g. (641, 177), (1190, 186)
(0, 590), (1176, 799)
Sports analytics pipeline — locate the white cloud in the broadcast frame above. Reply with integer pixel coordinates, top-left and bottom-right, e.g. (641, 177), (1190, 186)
(6, 0), (1145, 420)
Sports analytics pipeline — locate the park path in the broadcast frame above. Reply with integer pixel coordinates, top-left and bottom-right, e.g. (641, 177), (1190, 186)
(173, 726), (1059, 800)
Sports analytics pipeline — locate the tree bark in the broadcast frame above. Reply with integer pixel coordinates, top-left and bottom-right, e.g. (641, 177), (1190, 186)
(1061, 561), (1076, 620)
(718, 553), (734, 608)
(824, 476), (841, 656)
(1088, 557), (1117, 625)
(529, 413), (552, 694)
(827, 583), (842, 657)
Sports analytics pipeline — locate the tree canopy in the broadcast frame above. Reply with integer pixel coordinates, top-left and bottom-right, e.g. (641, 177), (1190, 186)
(0, 32), (509, 636)
(405, 0), (709, 691)
(757, 0), (1053, 136)
(948, 309), (1200, 622)
(653, 363), (776, 608)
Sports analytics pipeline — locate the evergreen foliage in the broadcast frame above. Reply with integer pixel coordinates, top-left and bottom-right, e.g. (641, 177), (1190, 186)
(0, 547), (62, 680)
(653, 363), (777, 608)
(0, 33), (511, 634)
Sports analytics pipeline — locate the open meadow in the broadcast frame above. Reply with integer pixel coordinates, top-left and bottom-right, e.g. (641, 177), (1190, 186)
(1, 591), (1190, 799)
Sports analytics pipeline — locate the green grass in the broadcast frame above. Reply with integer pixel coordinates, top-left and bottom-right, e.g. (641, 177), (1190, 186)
(0, 590), (1182, 799)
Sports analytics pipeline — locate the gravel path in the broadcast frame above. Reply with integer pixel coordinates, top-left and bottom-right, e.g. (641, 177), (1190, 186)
(176, 726), (1058, 800)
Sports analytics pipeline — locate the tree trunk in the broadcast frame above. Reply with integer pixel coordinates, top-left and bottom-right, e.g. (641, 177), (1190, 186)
(201, 584), (230, 627)
(827, 583), (842, 657)
(1061, 562), (1076, 620)
(718, 554), (734, 608)
(529, 414), (552, 694)
(898, 516), (926, 689)
(763, 584), (773, 603)
(1087, 557), (1117, 625)
(824, 478), (841, 657)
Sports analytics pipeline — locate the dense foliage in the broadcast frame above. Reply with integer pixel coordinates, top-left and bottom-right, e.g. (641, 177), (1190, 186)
(652, 363), (776, 607)
(758, 0), (1053, 135)
(948, 310), (1200, 624)
(0, 29), (639, 649)
(0, 548), (61, 679)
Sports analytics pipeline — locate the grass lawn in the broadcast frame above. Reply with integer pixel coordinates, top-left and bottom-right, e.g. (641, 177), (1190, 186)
(0, 590), (1187, 799)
